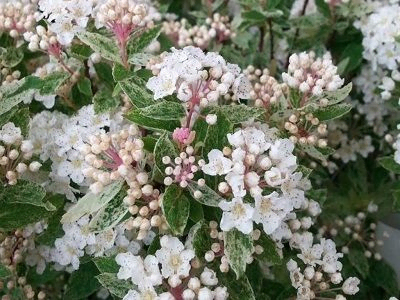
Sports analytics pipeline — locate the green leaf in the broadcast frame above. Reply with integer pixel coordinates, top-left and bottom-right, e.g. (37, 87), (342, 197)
(0, 76), (42, 115)
(162, 184), (190, 235)
(348, 247), (369, 279)
(119, 77), (155, 108)
(153, 131), (178, 179)
(64, 262), (100, 300)
(10, 107), (30, 136)
(93, 89), (120, 114)
(370, 260), (399, 295)
(315, 0), (331, 18)
(189, 197), (204, 222)
(0, 180), (54, 211)
(224, 229), (253, 279)
(323, 83), (352, 105)
(94, 62), (115, 90)
(112, 63), (134, 81)
(307, 189), (327, 207)
(202, 109), (233, 156)
(219, 105), (265, 124)
(93, 256), (119, 273)
(301, 145), (334, 161)
(128, 25), (162, 55)
(0, 46), (24, 67)
(217, 270), (256, 300)
(128, 52), (153, 66)
(89, 187), (128, 232)
(126, 109), (181, 131)
(187, 181), (223, 207)
(77, 77), (93, 97)
(0, 264), (11, 279)
(339, 44), (363, 73)
(96, 273), (134, 298)
(69, 44), (93, 60)
(185, 220), (212, 259)
(255, 233), (282, 265)
(77, 31), (121, 63)
(40, 71), (70, 95)
(393, 190), (400, 212)
(378, 156), (400, 174)
(311, 103), (352, 121)
(61, 180), (124, 224)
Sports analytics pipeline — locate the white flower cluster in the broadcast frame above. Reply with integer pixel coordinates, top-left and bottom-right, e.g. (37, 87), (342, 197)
(288, 233), (359, 300)
(28, 105), (112, 200)
(146, 46), (251, 102)
(116, 235), (228, 300)
(202, 123), (319, 242)
(25, 216), (145, 272)
(0, 122), (41, 185)
(23, 25), (59, 52)
(163, 13), (234, 49)
(0, 0), (37, 38)
(354, 3), (400, 71)
(283, 52), (344, 97)
(37, 0), (96, 45)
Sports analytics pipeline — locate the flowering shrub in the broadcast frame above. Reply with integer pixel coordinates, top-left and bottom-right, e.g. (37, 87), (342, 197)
(0, 0), (400, 300)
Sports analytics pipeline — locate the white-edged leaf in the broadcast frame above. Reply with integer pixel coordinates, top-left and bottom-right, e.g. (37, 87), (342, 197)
(77, 31), (121, 63)
(187, 181), (223, 207)
(224, 229), (253, 279)
(61, 180), (124, 224)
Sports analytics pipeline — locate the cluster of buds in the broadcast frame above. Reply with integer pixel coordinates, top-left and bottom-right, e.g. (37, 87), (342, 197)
(0, 222), (48, 299)
(244, 66), (286, 107)
(81, 124), (146, 195)
(318, 210), (383, 261)
(285, 112), (328, 147)
(0, 0), (37, 39)
(96, 0), (150, 66)
(124, 187), (169, 240)
(282, 52), (344, 99)
(162, 146), (199, 188)
(0, 69), (21, 87)
(0, 123), (41, 185)
(174, 265), (229, 300)
(288, 258), (360, 300)
(163, 13), (234, 49)
(23, 25), (59, 53)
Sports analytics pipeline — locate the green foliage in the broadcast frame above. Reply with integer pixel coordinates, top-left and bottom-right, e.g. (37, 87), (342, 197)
(128, 25), (162, 55)
(224, 229), (253, 279)
(119, 77), (155, 108)
(96, 273), (134, 298)
(0, 264), (11, 279)
(310, 103), (352, 121)
(64, 262), (101, 300)
(77, 31), (121, 63)
(161, 184), (190, 235)
(61, 180), (124, 224)
(186, 220), (212, 258)
(378, 156), (400, 174)
(255, 233), (282, 265)
(217, 270), (256, 300)
(93, 89), (120, 113)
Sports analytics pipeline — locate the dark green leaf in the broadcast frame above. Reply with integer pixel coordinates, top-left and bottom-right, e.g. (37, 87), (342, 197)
(378, 156), (400, 174)
(64, 262), (101, 300)
(162, 184), (190, 235)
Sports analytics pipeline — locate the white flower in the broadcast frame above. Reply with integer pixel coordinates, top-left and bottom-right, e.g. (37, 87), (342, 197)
(123, 286), (159, 300)
(269, 139), (297, 172)
(253, 192), (290, 234)
(202, 149), (232, 176)
(342, 277), (360, 295)
(0, 122), (22, 145)
(200, 267), (218, 286)
(146, 69), (179, 100)
(155, 235), (195, 279)
(116, 252), (162, 288)
(219, 197), (254, 234)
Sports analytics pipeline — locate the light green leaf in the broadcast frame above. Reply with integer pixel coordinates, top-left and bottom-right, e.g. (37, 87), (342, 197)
(162, 184), (190, 235)
(0, 76), (42, 115)
(224, 229), (253, 279)
(301, 145), (334, 161)
(128, 52), (154, 66)
(153, 131), (178, 181)
(0, 47), (24, 67)
(10, 107), (30, 136)
(219, 105), (265, 124)
(311, 103), (352, 121)
(112, 63), (134, 81)
(187, 181), (223, 207)
(77, 31), (121, 63)
(69, 44), (93, 60)
(40, 71), (70, 95)
(125, 109), (181, 131)
(77, 77), (93, 97)
(61, 180), (124, 224)
(119, 77), (155, 108)
(0, 180), (54, 211)
(378, 156), (400, 174)
(96, 273), (135, 298)
(323, 83), (352, 105)
(89, 187), (128, 232)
